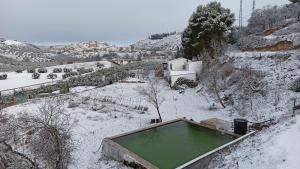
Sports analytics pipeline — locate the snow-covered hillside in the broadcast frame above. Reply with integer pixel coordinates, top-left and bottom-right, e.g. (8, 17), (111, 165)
(3, 40), (27, 46)
(132, 33), (182, 51)
(0, 39), (52, 62)
(239, 21), (300, 50)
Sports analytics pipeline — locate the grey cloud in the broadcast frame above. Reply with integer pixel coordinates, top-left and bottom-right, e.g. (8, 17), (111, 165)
(0, 0), (289, 45)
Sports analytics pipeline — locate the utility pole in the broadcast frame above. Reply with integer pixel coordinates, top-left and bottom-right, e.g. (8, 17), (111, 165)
(239, 0), (243, 32)
(252, 0), (256, 13)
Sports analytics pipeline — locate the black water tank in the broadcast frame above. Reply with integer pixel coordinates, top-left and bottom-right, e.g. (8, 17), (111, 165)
(234, 119), (248, 135)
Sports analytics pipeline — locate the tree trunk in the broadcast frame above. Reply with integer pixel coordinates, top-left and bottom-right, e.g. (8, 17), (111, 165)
(215, 90), (226, 108)
(2, 141), (37, 169)
(48, 127), (63, 169)
(156, 107), (162, 122)
(213, 74), (226, 109)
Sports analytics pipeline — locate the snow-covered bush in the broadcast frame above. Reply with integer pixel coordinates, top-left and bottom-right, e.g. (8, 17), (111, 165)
(289, 77), (300, 92)
(63, 68), (72, 73)
(68, 101), (79, 108)
(15, 69), (23, 73)
(96, 62), (105, 68)
(0, 73), (8, 80)
(173, 78), (198, 89)
(62, 71), (78, 79)
(77, 67), (94, 75)
(32, 72), (40, 79)
(87, 68), (94, 72)
(47, 73), (58, 79)
(62, 74), (68, 79)
(134, 105), (149, 111)
(60, 83), (70, 94)
(27, 68), (35, 73)
(37, 68), (47, 73)
(53, 68), (62, 73)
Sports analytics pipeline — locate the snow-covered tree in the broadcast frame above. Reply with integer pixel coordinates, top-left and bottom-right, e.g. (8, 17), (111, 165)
(291, 2), (300, 20)
(246, 3), (300, 35)
(182, 2), (234, 61)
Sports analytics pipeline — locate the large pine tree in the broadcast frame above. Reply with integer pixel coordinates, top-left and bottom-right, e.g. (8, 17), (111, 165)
(182, 2), (234, 61)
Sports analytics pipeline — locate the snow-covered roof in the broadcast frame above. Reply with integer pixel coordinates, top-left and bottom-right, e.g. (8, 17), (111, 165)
(169, 57), (191, 62)
(170, 70), (195, 76)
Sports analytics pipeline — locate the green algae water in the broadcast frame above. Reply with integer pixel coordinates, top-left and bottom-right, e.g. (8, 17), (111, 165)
(113, 121), (236, 169)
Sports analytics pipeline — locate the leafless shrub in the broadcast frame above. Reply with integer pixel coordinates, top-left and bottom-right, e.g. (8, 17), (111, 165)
(289, 77), (300, 92)
(232, 67), (267, 117)
(18, 98), (74, 169)
(68, 101), (79, 108)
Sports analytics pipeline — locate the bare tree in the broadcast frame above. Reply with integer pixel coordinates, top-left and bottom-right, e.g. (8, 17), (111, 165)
(203, 60), (232, 109)
(140, 78), (165, 122)
(19, 98), (74, 169)
(207, 70), (226, 108)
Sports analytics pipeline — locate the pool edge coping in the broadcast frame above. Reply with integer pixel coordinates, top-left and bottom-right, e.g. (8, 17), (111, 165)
(107, 118), (240, 140)
(175, 130), (256, 169)
(103, 138), (159, 169)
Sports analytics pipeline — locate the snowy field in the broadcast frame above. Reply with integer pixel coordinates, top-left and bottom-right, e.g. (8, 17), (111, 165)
(3, 78), (299, 169)
(0, 61), (112, 91)
(3, 79), (233, 169)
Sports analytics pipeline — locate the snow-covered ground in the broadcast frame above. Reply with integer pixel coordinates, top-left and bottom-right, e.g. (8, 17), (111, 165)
(2, 79), (233, 169)
(1, 49), (299, 169)
(4, 76), (299, 169)
(213, 116), (300, 169)
(0, 61), (112, 91)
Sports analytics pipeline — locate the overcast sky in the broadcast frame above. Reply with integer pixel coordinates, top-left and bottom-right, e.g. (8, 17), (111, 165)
(0, 0), (289, 45)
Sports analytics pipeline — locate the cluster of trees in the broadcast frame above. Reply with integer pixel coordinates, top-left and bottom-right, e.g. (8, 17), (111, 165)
(149, 31), (176, 40)
(246, 1), (300, 35)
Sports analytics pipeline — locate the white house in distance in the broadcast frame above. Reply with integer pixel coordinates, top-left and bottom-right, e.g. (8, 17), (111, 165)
(164, 57), (202, 86)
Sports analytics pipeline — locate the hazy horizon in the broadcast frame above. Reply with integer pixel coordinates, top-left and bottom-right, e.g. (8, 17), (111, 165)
(0, 0), (290, 45)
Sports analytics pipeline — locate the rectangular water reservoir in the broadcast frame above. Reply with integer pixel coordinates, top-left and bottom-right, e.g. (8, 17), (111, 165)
(102, 119), (254, 169)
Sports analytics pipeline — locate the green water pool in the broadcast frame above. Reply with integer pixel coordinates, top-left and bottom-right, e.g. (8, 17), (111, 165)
(113, 120), (236, 169)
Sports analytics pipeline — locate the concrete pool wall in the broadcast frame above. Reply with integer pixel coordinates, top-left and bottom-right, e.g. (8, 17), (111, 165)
(102, 119), (255, 169)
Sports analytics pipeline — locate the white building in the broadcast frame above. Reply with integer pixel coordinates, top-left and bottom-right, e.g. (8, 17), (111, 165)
(165, 58), (202, 86)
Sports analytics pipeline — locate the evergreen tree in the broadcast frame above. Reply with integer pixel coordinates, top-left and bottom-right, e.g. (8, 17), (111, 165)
(182, 2), (234, 60)
(289, 0), (300, 3)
